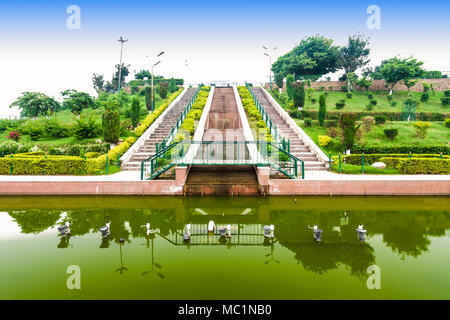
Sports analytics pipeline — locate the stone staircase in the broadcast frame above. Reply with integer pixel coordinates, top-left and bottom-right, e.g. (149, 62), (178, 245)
(252, 87), (326, 171)
(121, 88), (197, 170)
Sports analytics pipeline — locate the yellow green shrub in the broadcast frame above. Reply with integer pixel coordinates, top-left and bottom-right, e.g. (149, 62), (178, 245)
(318, 135), (332, 147)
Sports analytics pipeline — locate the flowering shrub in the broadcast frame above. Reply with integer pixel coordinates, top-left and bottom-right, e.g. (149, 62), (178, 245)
(318, 135), (332, 147)
(7, 130), (20, 141)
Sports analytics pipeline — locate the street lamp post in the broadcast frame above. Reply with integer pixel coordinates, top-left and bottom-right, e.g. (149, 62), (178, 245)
(263, 46), (278, 91)
(117, 37), (128, 93)
(145, 51), (165, 112)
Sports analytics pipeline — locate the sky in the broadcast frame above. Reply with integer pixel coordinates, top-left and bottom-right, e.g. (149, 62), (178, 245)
(1, 0), (449, 117)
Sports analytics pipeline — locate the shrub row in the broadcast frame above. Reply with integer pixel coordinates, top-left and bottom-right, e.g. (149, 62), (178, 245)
(332, 153), (449, 165)
(352, 145), (449, 155)
(175, 87), (210, 140)
(296, 110), (449, 122)
(135, 89), (183, 136)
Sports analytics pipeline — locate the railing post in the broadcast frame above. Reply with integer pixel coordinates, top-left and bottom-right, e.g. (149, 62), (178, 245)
(302, 161), (305, 179)
(362, 153), (364, 174)
(440, 152), (443, 159)
(10, 154), (13, 175)
(140, 161), (144, 180)
(339, 153), (341, 174)
(409, 152), (412, 159)
(294, 159), (297, 177)
(329, 152), (332, 170)
(117, 152), (120, 168)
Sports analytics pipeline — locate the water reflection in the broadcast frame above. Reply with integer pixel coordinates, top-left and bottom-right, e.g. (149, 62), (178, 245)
(3, 199), (449, 281)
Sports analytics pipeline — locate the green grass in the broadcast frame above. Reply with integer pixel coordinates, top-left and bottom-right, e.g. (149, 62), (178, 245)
(273, 90), (448, 113)
(297, 120), (449, 156)
(330, 162), (400, 174)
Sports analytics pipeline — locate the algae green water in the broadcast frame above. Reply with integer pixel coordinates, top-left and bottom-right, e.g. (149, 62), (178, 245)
(0, 196), (449, 300)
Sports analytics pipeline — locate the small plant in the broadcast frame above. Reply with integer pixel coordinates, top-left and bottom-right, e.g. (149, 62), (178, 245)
(413, 121), (431, 139)
(445, 118), (450, 128)
(368, 93), (374, 100)
(365, 104), (373, 111)
(7, 130), (20, 141)
(335, 99), (346, 109)
(318, 135), (332, 147)
(304, 117), (312, 127)
(383, 128), (398, 140)
(370, 99), (377, 106)
(346, 93), (352, 99)
(362, 116), (375, 131)
(420, 92), (430, 102)
(387, 95), (393, 101)
(319, 86), (325, 92)
(391, 101), (397, 106)
(311, 98), (317, 104)
(341, 85), (348, 92)
(444, 90), (450, 97)
(375, 115), (387, 125)
(442, 97), (450, 106)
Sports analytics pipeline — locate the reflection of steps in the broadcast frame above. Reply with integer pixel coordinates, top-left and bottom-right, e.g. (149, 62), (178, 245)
(184, 166), (261, 196)
(122, 88), (197, 170)
(252, 87), (326, 171)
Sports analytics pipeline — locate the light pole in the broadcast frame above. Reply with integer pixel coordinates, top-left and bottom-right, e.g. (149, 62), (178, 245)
(263, 46), (278, 91)
(146, 51), (165, 112)
(117, 37), (128, 93)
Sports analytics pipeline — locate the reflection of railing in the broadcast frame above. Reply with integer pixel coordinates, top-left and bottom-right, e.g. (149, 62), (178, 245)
(158, 224), (270, 246)
(155, 87), (200, 153)
(245, 82), (290, 153)
(140, 141), (305, 180)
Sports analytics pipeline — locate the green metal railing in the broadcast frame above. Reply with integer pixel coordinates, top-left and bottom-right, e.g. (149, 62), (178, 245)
(141, 140), (304, 181)
(155, 87), (200, 154)
(245, 82), (290, 153)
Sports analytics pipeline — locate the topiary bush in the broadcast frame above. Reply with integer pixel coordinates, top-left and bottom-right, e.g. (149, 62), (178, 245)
(397, 158), (450, 174)
(374, 115), (387, 125)
(335, 100), (345, 109)
(339, 112), (360, 151)
(346, 93), (352, 99)
(130, 97), (141, 128)
(318, 94), (327, 127)
(304, 118), (312, 127)
(413, 121), (431, 139)
(421, 92), (430, 102)
(445, 118), (450, 128)
(384, 128), (398, 140)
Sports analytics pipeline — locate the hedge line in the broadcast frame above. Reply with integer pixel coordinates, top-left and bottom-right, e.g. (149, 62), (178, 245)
(298, 110), (449, 121)
(331, 154), (450, 174)
(332, 153), (449, 165)
(352, 145), (449, 155)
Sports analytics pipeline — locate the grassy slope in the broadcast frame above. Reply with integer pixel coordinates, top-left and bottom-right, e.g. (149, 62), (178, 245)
(274, 90), (448, 113)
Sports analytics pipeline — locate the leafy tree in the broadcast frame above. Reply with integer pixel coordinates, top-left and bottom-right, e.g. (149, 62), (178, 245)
(274, 73), (284, 89)
(112, 63), (130, 91)
(135, 70), (152, 80)
(356, 76), (373, 92)
(339, 113), (360, 151)
(92, 73), (105, 94)
(272, 35), (340, 81)
(318, 94), (327, 126)
(159, 81), (168, 99)
(286, 74), (295, 100)
(292, 82), (306, 110)
(346, 72), (358, 92)
(145, 86), (152, 112)
(377, 57), (424, 94)
(10, 92), (60, 118)
(61, 89), (95, 116)
(168, 78), (178, 93)
(338, 34), (370, 89)
(130, 97), (141, 128)
(102, 101), (121, 144)
(104, 81), (116, 94)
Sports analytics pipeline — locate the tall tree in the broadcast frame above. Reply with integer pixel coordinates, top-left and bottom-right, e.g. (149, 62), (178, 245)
(338, 34), (371, 90)
(102, 100), (121, 144)
(168, 78), (178, 93)
(272, 35), (340, 81)
(61, 89), (95, 116)
(286, 74), (295, 100)
(130, 97), (141, 128)
(318, 94), (327, 126)
(92, 73), (105, 94)
(292, 82), (306, 110)
(112, 63), (130, 91)
(379, 57), (424, 94)
(159, 81), (168, 99)
(10, 92), (60, 118)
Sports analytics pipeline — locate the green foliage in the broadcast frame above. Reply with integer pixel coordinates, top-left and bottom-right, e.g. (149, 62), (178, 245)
(318, 94), (327, 126)
(61, 90), (95, 115)
(168, 78), (178, 93)
(339, 113), (360, 150)
(420, 92), (430, 102)
(383, 128), (398, 140)
(370, 99), (377, 106)
(356, 76), (372, 92)
(0, 141), (31, 157)
(286, 74), (295, 100)
(102, 108), (120, 144)
(352, 145), (449, 154)
(346, 93), (352, 99)
(387, 95), (393, 101)
(10, 92), (60, 118)
(397, 158), (450, 174)
(445, 118), (450, 128)
(335, 100), (345, 109)
(145, 86), (152, 111)
(43, 118), (69, 138)
(159, 81), (168, 99)
(441, 97), (450, 106)
(292, 82), (306, 109)
(130, 97), (141, 128)
(378, 57), (424, 93)
(338, 34), (370, 80)
(73, 116), (101, 140)
(304, 117), (312, 127)
(413, 121), (431, 138)
(374, 115), (387, 125)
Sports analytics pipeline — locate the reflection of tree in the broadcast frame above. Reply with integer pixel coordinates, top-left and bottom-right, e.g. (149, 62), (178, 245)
(9, 210), (61, 234)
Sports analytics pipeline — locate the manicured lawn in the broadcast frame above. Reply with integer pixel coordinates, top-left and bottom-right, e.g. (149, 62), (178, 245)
(297, 120), (449, 156)
(330, 162), (400, 174)
(273, 90), (448, 113)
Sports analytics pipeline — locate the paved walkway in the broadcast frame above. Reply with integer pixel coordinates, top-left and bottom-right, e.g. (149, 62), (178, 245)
(0, 170), (448, 182)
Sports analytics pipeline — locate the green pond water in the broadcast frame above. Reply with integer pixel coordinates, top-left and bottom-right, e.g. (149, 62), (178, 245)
(0, 196), (449, 300)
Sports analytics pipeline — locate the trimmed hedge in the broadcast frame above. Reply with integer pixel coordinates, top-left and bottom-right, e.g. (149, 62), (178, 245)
(332, 153), (449, 166)
(135, 89), (183, 136)
(301, 110), (449, 122)
(397, 158), (450, 174)
(352, 145), (449, 155)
